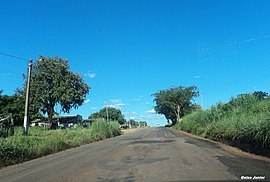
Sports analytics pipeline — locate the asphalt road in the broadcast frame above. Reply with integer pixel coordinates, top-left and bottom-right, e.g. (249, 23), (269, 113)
(0, 127), (270, 182)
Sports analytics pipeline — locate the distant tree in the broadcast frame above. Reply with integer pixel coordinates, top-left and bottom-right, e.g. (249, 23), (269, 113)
(152, 86), (199, 125)
(129, 119), (136, 127)
(139, 121), (147, 127)
(88, 107), (125, 123)
(30, 56), (90, 129)
(88, 112), (101, 120)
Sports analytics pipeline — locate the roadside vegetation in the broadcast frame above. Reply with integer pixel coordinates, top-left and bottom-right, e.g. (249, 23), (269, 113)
(173, 91), (270, 156)
(0, 55), (147, 168)
(0, 120), (121, 168)
(89, 107), (147, 128)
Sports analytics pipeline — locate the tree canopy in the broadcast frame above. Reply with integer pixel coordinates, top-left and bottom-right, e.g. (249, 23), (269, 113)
(152, 85), (199, 125)
(30, 56), (90, 128)
(89, 107), (125, 124)
(129, 119), (147, 127)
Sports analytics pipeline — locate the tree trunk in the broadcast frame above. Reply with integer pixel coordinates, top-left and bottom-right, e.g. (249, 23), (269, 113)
(48, 105), (57, 129)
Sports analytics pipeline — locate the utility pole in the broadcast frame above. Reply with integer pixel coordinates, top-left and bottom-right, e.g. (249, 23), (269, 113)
(129, 111), (131, 129)
(23, 60), (32, 135)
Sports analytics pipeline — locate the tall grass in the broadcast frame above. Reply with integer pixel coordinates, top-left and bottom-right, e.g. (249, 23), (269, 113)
(0, 120), (121, 168)
(174, 93), (270, 154)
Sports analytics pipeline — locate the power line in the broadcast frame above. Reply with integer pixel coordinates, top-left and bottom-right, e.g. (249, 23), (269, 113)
(0, 52), (28, 61)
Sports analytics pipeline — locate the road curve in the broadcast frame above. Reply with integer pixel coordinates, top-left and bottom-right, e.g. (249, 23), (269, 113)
(0, 127), (269, 182)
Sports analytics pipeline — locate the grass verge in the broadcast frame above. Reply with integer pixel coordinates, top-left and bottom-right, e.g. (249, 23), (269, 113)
(0, 120), (121, 168)
(173, 93), (270, 157)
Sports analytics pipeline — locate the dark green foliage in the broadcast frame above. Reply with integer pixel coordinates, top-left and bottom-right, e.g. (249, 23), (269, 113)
(139, 121), (147, 127)
(0, 91), (22, 126)
(30, 56), (90, 127)
(89, 107), (125, 124)
(0, 89), (42, 126)
(127, 120), (147, 128)
(152, 85), (199, 125)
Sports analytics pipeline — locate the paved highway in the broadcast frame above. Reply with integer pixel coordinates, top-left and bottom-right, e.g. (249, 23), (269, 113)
(0, 127), (269, 181)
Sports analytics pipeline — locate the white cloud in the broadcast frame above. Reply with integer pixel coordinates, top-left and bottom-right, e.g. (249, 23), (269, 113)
(133, 113), (166, 122)
(147, 109), (156, 114)
(145, 102), (150, 105)
(91, 107), (98, 110)
(85, 72), (96, 78)
(116, 103), (126, 106)
(110, 99), (121, 103)
(83, 99), (90, 104)
(89, 73), (96, 78)
(194, 75), (200, 79)
(123, 111), (136, 115)
(106, 99), (127, 109)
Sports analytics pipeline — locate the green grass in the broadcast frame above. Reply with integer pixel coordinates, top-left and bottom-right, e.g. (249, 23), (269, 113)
(0, 120), (121, 168)
(174, 94), (270, 153)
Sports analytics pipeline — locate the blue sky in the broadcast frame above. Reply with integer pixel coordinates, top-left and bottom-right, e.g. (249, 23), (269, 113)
(1, 0), (270, 126)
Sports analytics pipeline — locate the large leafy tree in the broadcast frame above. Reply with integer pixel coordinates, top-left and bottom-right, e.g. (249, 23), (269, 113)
(88, 107), (125, 124)
(152, 86), (199, 125)
(30, 56), (90, 128)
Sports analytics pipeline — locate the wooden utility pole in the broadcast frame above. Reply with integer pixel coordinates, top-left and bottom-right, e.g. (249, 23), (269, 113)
(129, 111), (131, 129)
(23, 60), (32, 135)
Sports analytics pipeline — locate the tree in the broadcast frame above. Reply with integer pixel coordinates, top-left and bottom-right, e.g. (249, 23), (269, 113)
(0, 90), (26, 126)
(88, 107), (125, 124)
(129, 119), (137, 127)
(139, 121), (147, 127)
(30, 56), (90, 128)
(152, 86), (199, 125)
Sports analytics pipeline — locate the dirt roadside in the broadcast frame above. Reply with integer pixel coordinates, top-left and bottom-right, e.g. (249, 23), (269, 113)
(170, 128), (270, 163)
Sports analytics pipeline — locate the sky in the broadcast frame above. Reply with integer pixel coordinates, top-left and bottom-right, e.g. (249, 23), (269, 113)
(1, 0), (270, 126)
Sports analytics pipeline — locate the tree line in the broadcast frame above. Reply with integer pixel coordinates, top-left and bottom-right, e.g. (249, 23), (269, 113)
(88, 107), (147, 127)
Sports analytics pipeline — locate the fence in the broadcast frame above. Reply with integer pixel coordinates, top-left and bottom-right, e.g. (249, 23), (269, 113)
(0, 113), (14, 137)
